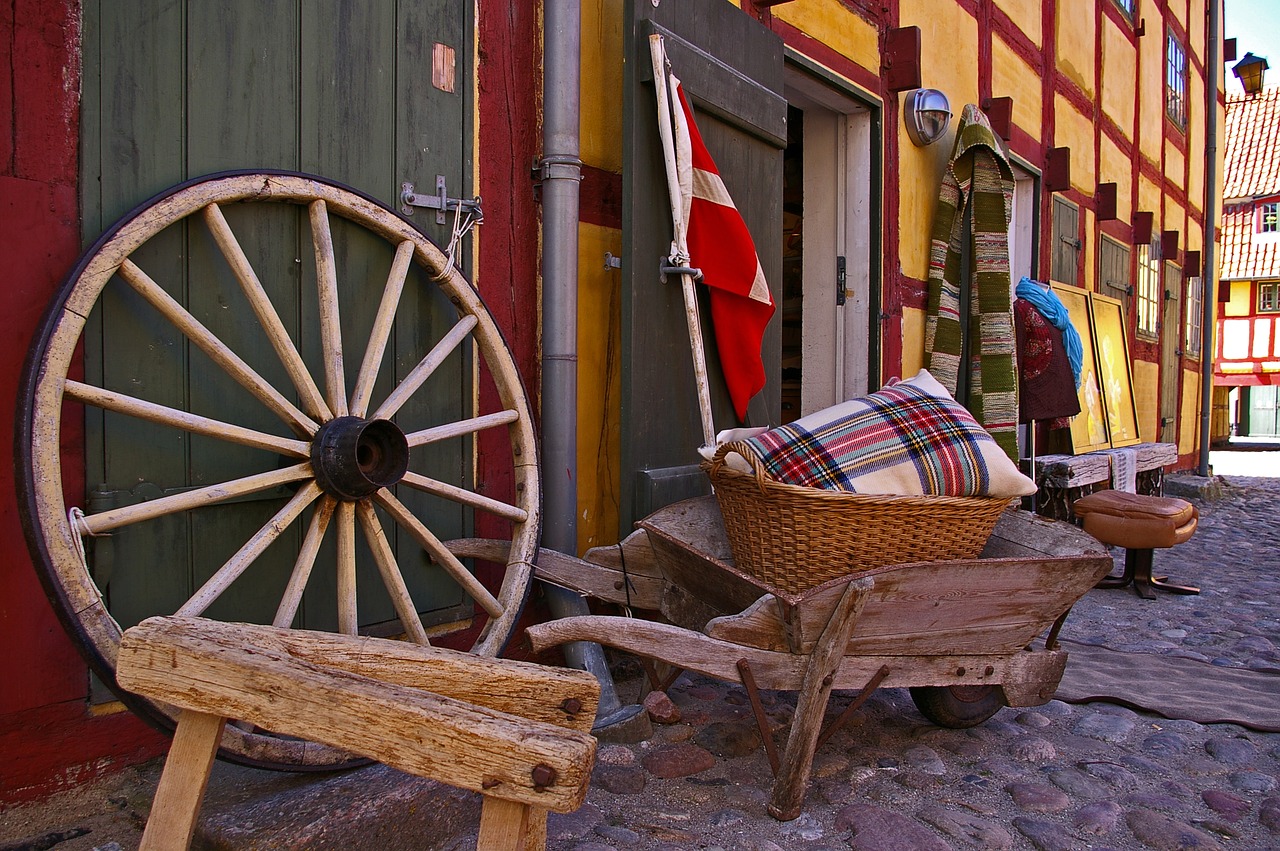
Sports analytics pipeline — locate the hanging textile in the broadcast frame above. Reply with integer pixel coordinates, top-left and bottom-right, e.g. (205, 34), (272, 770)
(923, 104), (1019, 460)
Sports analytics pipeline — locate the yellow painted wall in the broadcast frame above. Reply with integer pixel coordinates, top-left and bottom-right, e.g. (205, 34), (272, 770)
(1225, 280), (1252, 317)
(1099, 134), (1133, 223)
(1138, 19), (1164, 163)
(1055, 0), (1095, 97)
(995, 0), (1041, 47)
(991, 36), (1042, 138)
(897, 0), (978, 282)
(1186, 72), (1206, 209)
(576, 222), (623, 553)
(1178, 369), (1200, 455)
(774, 0), (879, 69)
(1100, 19), (1136, 133)
(581, 0), (624, 172)
(1164, 140), (1185, 188)
(902, 307), (925, 379)
(1054, 95), (1095, 193)
(1138, 175), (1160, 222)
(1133, 359), (1160, 442)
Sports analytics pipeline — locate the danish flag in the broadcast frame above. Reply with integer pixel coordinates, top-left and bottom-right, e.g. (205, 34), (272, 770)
(672, 84), (775, 423)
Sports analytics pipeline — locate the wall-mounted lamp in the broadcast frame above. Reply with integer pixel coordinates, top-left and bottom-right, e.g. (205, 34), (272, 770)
(1233, 52), (1269, 96)
(904, 88), (952, 146)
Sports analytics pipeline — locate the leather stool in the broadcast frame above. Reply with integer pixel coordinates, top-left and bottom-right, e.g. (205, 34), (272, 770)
(1073, 490), (1200, 600)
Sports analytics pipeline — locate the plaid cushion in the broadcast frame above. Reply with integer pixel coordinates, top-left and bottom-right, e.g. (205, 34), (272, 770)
(739, 370), (1036, 498)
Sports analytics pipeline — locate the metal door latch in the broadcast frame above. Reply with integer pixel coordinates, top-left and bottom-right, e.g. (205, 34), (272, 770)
(402, 176), (482, 224)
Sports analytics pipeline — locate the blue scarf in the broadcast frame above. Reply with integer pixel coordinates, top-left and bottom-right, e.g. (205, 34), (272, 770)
(1016, 277), (1083, 388)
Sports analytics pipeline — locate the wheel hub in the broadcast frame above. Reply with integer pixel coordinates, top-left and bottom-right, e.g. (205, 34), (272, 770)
(310, 416), (410, 500)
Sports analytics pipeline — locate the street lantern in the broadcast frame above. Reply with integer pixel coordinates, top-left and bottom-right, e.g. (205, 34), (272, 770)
(1233, 52), (1269, 97)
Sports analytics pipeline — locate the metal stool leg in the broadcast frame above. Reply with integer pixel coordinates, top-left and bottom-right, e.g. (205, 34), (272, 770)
(1131, 548), (1200, 596)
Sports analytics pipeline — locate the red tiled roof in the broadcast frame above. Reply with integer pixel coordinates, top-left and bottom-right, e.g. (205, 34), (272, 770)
(1224, 87), (1280, 200)
(1220, 87), (1280, 280)
(1220, 203), (1280, 280)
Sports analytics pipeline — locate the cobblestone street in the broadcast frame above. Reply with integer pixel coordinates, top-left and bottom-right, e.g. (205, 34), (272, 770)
(536, 470), (1280, 851)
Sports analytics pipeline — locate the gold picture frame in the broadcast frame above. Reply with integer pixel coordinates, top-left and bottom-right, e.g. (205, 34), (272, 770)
(1089, 292), (1141, 447)
(1054, 283), (1111, 452)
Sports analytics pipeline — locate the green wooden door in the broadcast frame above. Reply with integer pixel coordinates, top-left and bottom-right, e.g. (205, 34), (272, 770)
(79, 1), (475, 637)
(621, 0), (785, 530)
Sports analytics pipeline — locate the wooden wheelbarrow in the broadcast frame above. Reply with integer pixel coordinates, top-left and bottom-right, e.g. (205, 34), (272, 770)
(499, 496), (1111, 821)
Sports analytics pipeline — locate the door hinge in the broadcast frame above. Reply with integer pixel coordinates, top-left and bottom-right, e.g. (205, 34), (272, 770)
(401, 176), (482, 225)
(836, 256), (847, 306)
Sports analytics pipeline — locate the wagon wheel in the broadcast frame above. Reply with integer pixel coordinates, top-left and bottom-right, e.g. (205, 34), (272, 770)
(909, 685), (1006, 729)
(17, 171), (540, 770)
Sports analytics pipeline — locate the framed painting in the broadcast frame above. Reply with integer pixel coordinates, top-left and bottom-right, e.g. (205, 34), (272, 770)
(1089, 292), (1141, 447)
(1054, 283), (1111, 452)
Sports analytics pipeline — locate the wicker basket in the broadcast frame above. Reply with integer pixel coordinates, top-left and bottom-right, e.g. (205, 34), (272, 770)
(703, 442), (1013, 595)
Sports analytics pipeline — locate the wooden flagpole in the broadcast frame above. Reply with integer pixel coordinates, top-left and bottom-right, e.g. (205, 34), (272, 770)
(649, 34), (716, 448)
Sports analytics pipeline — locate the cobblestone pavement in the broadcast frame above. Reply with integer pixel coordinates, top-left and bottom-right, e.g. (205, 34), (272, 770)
(532, 474), (1280, 851)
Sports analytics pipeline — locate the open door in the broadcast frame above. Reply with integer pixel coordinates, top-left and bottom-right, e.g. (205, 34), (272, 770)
(621, 0), (785, 530)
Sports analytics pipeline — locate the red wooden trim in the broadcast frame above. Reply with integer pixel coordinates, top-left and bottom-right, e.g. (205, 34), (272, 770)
(1184, 250), (1201, 275)
(883, 26), (921, 92)
(977, 2), (993, 105)
(1045, 147), (1071, 192)
(990, 8), (1044, 74)
(1100, 218), (1132, 243)
(1054, 70), (1095, 117)
(1097, 182), (1118, 220)
(1162, 229), (1181, 264)
(1223, 38), (1237, 63)
(1133, 211), (1154, 245)
(983, 96), (1013, 141)
(579, 164), (622, 230)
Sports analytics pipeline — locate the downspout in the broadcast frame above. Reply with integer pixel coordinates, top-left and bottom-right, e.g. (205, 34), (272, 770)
(539, 0), (644, 732)
(1199, 0), (1221, 476)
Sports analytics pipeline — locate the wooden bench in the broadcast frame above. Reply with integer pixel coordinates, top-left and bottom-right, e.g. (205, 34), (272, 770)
(116, 617), (600, 851)
(1032, 442), (1177, 521)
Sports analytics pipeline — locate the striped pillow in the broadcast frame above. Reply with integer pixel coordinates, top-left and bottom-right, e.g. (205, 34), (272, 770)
(737, 370), (1036, 498)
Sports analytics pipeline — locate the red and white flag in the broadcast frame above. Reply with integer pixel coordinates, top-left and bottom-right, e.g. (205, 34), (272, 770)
(663, 67), (775, 423)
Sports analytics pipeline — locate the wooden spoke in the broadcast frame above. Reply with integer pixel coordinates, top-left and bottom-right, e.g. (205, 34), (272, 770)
(273, 497), (337, 629)
(405, 410), (520, 448)
(117, 259), (318, 437)
(64, 380), (309, 458)
(351, 240), (414, 418)
(371, 314), (478, 421)
(23, 174), (541, 769)
(80, 463), (314, 536)
(176, 482), (323, 617)
(309, 201), (348, 417)
(336, 501), (357, 636)
(355, 501), (430, 645)
(400, 471), (528, 524)
(202, 203), (333, 422)
(373, 488), (504, 619)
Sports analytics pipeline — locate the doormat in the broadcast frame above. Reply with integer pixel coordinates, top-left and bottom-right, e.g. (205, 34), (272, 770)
(1054, 640), (1280, 733)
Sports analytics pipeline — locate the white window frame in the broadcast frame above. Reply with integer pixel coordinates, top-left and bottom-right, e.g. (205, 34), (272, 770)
(1259, 202), (1279, 234)
(1137, 238), (1161, 339)
(1184, 275), (1203, 358)
(1166, 30), (1188, 130)
(1260, 281), (1280, 313)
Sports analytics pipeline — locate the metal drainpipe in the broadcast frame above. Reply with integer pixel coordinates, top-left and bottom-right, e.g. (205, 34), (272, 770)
(539, 0), (641, 731)
(1199, 0), (1221, 477)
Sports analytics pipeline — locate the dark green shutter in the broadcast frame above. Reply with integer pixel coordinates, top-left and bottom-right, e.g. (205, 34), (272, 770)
(621, 0), (786, 531)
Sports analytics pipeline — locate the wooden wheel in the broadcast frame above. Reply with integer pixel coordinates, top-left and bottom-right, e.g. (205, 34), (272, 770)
(909, 685), (1006, 729)
(17, 172), (540, 769)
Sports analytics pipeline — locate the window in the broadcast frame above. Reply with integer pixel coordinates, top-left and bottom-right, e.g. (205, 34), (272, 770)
(1099, 235), (1132, 311)
(1166, 31), (1188, 129)
(1051, 197), (1081, 285)
(1261, 281), (1280, 313)
(1136, 237), (1162, 339)
(1184, 276), (1203, 358)
(1112, 0), (1135, 19)
(1260, 202), (1279, 234)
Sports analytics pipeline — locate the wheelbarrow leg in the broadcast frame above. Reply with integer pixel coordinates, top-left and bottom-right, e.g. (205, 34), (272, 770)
(767, 578), (872, 821)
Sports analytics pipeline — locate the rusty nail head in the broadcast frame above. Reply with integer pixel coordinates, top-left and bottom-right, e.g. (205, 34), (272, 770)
(531, 764), (557, 788)
(956, 666), (966, 677)
(482, 777), (500, 790)
(560, 698), (582, 716)
(985, 665), (994, 676)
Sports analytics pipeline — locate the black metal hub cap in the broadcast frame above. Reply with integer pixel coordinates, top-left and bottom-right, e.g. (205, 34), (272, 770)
(310, 416), (410, 500)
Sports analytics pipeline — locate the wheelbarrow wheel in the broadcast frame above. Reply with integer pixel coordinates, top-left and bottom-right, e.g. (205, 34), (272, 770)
(909, 685), (1006, 729)
(17, 171), (540, 770)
